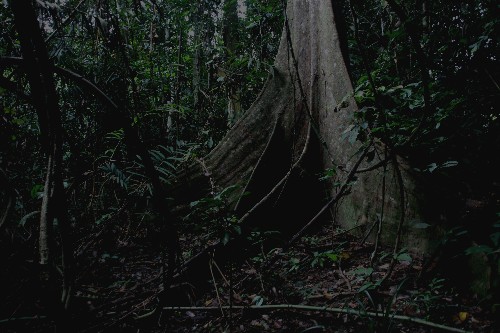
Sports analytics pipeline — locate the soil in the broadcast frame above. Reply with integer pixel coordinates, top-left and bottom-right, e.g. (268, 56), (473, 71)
(2, 220), (495, 332)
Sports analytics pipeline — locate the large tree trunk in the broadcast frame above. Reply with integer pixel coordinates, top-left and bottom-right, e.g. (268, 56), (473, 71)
(171, 0), (431, 294)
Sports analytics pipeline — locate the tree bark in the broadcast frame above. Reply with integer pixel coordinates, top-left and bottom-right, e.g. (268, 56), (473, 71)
(11, 0), (74, 326)
(192, 2), (203, 113)
(223, 0), (243, 126)
(171, 0), (433, 293)
(175, 0), (426, 252)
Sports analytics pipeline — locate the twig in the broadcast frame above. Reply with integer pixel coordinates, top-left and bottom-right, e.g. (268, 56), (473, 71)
(485, 68), (500, 92)
(159, 304), (472, 333)
(360, 219), (377, 245)
(355, 157), (390, 174)
(338, 262), (352, 292)
(209, 258), (225, 318)
(369, 146), (388, 266)
(0, 316), (48, 324)
(212, 259), (229, 286)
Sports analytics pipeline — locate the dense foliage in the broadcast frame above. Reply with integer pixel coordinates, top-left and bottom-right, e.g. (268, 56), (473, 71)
(342, 0), (499, 285)
(0, 0), (282, 243)
(0, 0), (498, 331)
(346, 0), (498, 190)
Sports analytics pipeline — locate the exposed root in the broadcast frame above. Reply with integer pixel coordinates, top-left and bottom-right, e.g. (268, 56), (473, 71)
(158, 304), (472, 333)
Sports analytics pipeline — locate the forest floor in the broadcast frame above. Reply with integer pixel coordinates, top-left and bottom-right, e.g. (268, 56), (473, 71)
(1, 221), (497, 332)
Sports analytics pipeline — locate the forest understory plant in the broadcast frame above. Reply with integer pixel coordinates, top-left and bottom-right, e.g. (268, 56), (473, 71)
(0, 0), (498, 332)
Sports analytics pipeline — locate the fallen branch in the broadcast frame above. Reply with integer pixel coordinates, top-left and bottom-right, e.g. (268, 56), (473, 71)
(0, 316), (47, 325)
(158, 304), (472, 333)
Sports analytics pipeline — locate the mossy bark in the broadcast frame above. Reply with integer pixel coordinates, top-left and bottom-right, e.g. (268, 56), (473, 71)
(173, 0), (430, 252)
(171, 0), (434, 291)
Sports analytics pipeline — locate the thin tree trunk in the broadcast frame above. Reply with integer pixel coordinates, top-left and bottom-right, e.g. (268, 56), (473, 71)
(169, 22), (184, 136)
(223, 0), (242, 126)
(0, 169), (15, 232)
(11, 0), (73, 326)
(192, 3), (203, 114)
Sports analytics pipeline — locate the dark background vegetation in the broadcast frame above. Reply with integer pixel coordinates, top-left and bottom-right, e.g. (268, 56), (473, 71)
(0, 0), (498, 332)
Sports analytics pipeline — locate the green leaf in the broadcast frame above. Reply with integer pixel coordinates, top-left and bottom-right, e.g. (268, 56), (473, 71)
(222, 232), (230, 245)
(96, 213), (112, 225)
(396, 253), (412, 263)
(319, 167), (336, 181)
(441, 161), (458, 168)
(427, 163), (438, 173)
(465, 245), (493, 255)
(30, 184), (44, 199)
(359, 282), (376, 293)
(490, 232), (500, 247)
(353, 267), (373, 276)
(325, 253), (339, 262)
(233, 225), (242, 235)
(413, 222), (431, 229)
(252, 295), (264, 306)
(387, 28), (404, 39)
(246, 22), (257, 29)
